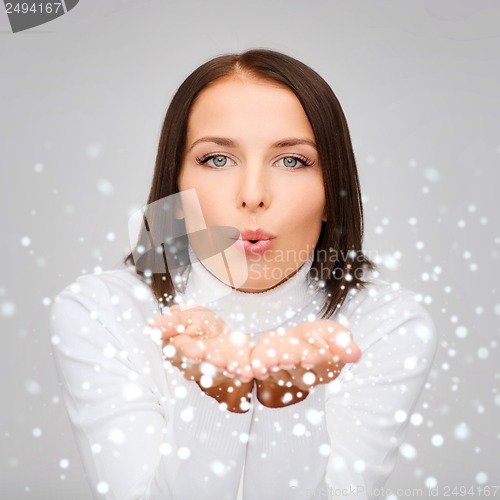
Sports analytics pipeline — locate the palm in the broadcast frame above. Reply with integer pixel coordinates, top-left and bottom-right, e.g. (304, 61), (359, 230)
(149, 306), (253, 412)
(251, 320), (362, 407)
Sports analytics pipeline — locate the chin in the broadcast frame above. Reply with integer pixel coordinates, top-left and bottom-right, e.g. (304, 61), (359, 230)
(235, 280), (270, 293)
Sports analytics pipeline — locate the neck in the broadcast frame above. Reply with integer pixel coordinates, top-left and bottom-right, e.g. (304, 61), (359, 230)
(176, 246), (322, 339)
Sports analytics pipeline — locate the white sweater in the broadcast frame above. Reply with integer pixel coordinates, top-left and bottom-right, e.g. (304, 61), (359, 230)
(49, 253), (437, 500)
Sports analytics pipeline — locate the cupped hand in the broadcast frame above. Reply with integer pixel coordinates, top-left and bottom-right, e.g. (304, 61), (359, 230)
(149, 305), (254, 412)
(250, 320), (362, 407)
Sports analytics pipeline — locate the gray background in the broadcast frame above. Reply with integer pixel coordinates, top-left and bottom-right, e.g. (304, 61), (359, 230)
(1, 0), (499, 498)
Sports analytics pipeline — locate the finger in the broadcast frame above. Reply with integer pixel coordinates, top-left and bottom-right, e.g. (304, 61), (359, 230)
(310, 322), (361, 364)
(150, 309), (187, 340)
(300, 345), (331, 368)
(276, 336), (309, 368)
(221, 345), (254, 382)
(250, 355), (269, 380)
(268, 366), (295, 388)
(284, 335), (324, 369)
(237, 362), (254, 383)
(251, 343), (280, 378)
(226, 363), (253, 384)
(287, 366), (319, 391)
(180, 308), (230, 340)
(283, 324), (331, 367)
(252, 333), (306, 377)
(326, 333), (362, 363)
(152, 305), (211, 333)
(202, 343), (226, 368)
(303, 329), (330, 351)
(169, 335), (205, 362)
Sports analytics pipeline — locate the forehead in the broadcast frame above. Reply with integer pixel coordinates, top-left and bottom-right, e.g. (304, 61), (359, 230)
(186, 76), (315, 143)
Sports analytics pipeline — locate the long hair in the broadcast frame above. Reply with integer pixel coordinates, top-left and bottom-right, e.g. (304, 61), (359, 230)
(124, 48), (377, 319)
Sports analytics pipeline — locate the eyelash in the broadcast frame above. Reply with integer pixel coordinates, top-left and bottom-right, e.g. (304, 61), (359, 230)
(195, 153), (315, 169)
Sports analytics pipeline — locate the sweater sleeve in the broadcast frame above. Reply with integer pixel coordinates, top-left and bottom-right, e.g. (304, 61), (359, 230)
(316, 294), (438, 500)
(49, 274), (252, 500)
(242, 292), (437, 500)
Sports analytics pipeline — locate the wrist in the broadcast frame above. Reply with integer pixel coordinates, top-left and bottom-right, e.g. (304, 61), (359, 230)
(197, 379), (254, 413)
(255, 379), (310, 408)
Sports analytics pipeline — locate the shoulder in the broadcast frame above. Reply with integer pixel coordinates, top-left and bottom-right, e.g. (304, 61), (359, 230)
(52, 265), (152, 310)
(331, 270), (437, 355)
(50, 265), (159, 344)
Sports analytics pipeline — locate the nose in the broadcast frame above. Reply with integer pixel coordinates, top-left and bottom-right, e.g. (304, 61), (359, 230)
(236, 163), (271, 211)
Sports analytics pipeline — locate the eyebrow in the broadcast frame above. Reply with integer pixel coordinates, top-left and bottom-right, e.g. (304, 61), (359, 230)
(187, 136), (317, 152)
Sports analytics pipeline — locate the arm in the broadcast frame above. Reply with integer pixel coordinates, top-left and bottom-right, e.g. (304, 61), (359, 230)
(50, 274), (252, 500)
(243, 320), (360, 500)
(316, 296), (438, 499)
(242, 295), (437, 500)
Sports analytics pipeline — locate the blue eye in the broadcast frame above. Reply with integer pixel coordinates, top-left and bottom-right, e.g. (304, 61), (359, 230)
(277, 155), (314, 169)
(282, 157), (299, 168)
(195, 154), (315, 169)
(210, 155), (229, 167)
(196, 154), (233, 168)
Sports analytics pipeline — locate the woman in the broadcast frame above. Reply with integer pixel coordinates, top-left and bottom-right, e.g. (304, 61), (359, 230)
(50, 49), (437, 500)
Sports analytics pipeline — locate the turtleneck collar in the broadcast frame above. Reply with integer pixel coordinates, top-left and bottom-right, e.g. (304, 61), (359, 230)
(178, 246), (322, 338)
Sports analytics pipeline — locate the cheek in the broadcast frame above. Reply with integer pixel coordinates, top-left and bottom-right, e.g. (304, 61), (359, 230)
(198, 194), (227, 225)
(178, 170), (229, 225)
(285, 179), (325, 226)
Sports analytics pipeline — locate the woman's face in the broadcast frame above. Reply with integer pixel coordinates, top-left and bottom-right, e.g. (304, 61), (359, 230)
(178, 75), (326, 292)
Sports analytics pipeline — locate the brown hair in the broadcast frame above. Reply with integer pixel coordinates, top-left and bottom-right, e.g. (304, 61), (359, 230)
(123, 48), (377, 318)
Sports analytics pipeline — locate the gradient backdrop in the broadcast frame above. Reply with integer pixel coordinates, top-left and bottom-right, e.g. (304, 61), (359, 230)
(1, 1), (499, 498)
